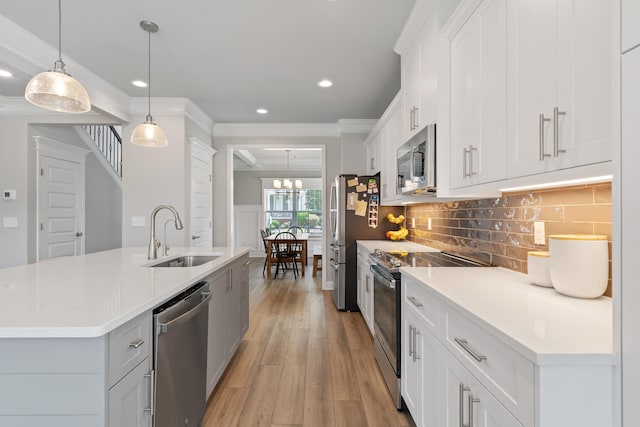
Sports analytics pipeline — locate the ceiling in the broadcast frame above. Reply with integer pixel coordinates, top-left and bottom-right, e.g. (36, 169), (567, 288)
(0, 0), (415, 123)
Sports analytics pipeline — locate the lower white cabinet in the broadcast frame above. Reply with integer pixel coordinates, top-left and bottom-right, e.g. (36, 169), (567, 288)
(356, 245), (374, 335)
(207, 254), (250, 397)
(442, 349), (521, 427)
(108, 357), (152, 427)
(402, 305), (440, 427)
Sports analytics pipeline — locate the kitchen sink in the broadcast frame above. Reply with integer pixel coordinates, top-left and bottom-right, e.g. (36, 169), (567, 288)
(148, 255), (219, 267)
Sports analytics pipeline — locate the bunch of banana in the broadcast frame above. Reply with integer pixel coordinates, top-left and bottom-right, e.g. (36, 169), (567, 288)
(385, 226), (409, 241)
(386, 213), (405, 224)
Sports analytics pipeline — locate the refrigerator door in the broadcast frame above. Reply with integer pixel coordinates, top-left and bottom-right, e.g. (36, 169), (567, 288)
(330, 175), (344, 246)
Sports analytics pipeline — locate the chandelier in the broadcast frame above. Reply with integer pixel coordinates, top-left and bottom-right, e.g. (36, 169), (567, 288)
(273, 150), (302, 190)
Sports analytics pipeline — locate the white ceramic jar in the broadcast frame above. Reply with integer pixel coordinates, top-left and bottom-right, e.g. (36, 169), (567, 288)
(527, 251), (552, 287)
(548, 234), (609, 298)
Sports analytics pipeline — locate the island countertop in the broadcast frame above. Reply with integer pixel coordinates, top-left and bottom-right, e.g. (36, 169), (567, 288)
(0, 247), (249, 338)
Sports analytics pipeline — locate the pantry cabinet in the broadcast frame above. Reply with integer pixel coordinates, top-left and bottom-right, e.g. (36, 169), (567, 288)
(401, 9), (438, 143)
(448, 0), (507, 189)
(506, 0), (612, 178)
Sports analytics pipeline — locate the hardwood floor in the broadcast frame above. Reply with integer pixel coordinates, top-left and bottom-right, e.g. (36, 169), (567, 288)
(203, 258), (415, 427)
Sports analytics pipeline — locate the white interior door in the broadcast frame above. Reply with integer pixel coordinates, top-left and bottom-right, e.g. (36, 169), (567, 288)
(189, 138), (216, 247)
(38, 155), (85, 261)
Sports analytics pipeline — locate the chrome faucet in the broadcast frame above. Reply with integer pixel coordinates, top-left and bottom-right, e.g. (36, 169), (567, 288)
(148, 205), (184, 259)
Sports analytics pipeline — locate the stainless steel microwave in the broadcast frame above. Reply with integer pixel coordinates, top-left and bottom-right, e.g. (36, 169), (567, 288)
(397, 124), (436, 195)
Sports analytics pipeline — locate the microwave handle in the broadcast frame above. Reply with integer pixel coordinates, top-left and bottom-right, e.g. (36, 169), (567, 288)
(411, 149), (424, 179)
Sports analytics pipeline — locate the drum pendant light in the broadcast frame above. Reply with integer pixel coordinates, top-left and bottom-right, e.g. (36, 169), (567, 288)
(131, 21), (167, 147)
(24, 0), (91, 113)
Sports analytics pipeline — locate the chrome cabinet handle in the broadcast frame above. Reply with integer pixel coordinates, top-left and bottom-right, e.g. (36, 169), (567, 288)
(144, 370), (155, 415)
(191, 235), (201, 240)
(454, 338), (487, 362)
(469, 146), (478, 175)
(463, 147), (470, 178)
(460, 383), (471, 427)
(539, 113), (551, 161)
(414, 106), (419, 130)
(410, 107), (414, 131)
(408, 325), (414, 357)
(129, 339), (144, 349)
(469, 393), (480, 427)
(553, 107), (566, 157)
(413, 329), (420, 362)
(407, 296), (423, 308)
(75, 232), (83, 237)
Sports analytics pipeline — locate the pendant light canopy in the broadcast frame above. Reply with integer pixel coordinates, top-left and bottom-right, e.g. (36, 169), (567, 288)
(131, 21), (167, 148)
(24, 0), (91, 113)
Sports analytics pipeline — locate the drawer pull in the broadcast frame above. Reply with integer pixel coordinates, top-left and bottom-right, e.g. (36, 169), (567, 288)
(144, 370), (155, 416)
(459, 383), (470, 427)
(407, 296), (423, 308)
(129, 339), (145, 349)
(454, 338), (487, 362)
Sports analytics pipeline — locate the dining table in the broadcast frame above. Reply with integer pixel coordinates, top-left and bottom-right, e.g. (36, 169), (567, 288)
(264, 232), (310, 277)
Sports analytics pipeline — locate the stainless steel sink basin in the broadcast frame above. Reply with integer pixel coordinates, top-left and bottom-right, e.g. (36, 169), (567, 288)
(149, 255), (219, 267)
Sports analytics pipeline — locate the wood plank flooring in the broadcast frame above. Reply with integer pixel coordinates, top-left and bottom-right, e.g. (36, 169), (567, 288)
(203, 259), (415, 427)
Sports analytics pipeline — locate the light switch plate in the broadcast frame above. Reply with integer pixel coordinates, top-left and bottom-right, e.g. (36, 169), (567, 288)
(131, 216), (146, 227)
(3, 217), (18, 228)
(534, 221), (545, 245)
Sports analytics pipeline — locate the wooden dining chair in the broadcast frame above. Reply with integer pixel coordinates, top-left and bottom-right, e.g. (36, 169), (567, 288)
(286, 226), (305, 270)
(287, 226), (304, 235)
(260, 229), (274, 276)
(273, 231), (299, 279)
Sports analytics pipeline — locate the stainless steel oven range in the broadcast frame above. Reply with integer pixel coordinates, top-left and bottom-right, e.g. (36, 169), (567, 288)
(369, 249), (492, 410)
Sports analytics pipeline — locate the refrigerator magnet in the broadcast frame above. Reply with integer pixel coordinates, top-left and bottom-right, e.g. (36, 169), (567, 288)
(347, 177), (359, 187)
(355, 200), (367, 216)
(347, 192), (357, 210)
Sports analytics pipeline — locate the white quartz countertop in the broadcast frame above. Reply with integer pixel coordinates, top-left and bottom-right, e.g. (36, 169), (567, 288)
(400, 267), (613, 365)
(356, 239), (439, 253)
(0, 247), (250, 338)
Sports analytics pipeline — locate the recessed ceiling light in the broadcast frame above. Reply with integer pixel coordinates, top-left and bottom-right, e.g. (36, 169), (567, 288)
(132, 80), (148, 88)
(317, 79), (333, 88)
(256, 108), (268, 114)
(0, 69), (13, 78)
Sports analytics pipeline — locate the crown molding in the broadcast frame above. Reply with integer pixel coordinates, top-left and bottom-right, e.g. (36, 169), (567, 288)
(394, 0), (437, 56)
(213, 123), (340, 138)
(0, 96), (103, 118)
(185, 102), (215, 135)
(364, 91), (401, 144)
(130, 97), (214, 133)
(337, 119), (377, 134)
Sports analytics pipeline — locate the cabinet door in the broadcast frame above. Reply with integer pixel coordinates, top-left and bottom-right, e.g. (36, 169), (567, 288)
(206, 269), (230, 397)
(450, 0), (507, 188)
(403, 43), (420, 141)
(418, 12), (438, 129)
(554, 0), (612, 169)
(108, 358), (152, 427)
(227, 262), (243, 360)
(357, 253), (366, 313)
(381, 103), (403, 205)
(442, 349), (522, 427)
(233, 255), (250, 340)
(366, 132), (382, 175)
(364, 268), (374, 333)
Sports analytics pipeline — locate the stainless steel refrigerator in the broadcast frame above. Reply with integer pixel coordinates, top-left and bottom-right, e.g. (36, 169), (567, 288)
(329, 174), (404, 311)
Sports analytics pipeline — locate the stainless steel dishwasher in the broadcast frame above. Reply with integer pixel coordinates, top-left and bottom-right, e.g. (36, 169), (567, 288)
(153, 281), (211, 427)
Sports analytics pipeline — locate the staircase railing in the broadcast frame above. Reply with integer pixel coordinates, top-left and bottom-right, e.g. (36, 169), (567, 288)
(82, 125), (123, 177)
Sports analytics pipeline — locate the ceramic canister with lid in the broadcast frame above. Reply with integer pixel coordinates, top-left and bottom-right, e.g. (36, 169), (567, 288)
(527, 251), (552, 287)
(548, 234), (608, 298)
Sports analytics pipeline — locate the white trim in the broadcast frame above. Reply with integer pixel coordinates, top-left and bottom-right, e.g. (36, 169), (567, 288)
(185, 103), (215, 134)
(33, 136), (90, 162)
(441, 0), (484, 39)
(337, 119), (377, 134)
(393, 0), (437, 55)
(187, 137), (217, 156)
(213, 123), (341, 138)
(72, 126), (123, 189)
(0, 96), (105, 117)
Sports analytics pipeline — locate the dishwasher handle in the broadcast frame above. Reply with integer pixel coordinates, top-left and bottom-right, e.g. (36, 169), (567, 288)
(157, 290), (212, 335)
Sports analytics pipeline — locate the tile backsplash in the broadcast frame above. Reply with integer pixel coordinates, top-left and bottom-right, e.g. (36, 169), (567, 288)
(405, 183), (612, 296)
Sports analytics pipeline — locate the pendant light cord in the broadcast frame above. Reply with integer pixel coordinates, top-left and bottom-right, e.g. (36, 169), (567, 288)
(57, 0), (62, 62)
(147, 27), (151, 119)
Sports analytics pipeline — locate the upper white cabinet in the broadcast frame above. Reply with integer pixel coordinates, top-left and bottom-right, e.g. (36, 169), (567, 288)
(366, 131), (382, 175)
(401, 9), (439, 143)
(622, 0), (640, 53)
(448, 0), (508, 189)
(381, 100), (403, 205)
(506, 0), (612, 178)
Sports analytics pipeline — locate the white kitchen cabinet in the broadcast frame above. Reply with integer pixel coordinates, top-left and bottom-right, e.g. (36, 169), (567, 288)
(366, 131), (382, 175)
(206, 255), (250, 397)
(448, 0), (508, 189)
(622, 0), (640, 53)
(401, 8), (438, 143)
(442, 349), (521, 427)
(402, 301), (440, 427)
(506, 0), (612, 178)
(381, 99), (403, 205)
(108, 357), (152, 427)
(356, 244), (374, 335)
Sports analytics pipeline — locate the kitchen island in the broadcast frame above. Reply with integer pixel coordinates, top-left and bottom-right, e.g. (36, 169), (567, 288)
(0, 247), (250, 426)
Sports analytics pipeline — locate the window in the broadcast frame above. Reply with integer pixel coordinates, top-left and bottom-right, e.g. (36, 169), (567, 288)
(263, 178), (322, 234)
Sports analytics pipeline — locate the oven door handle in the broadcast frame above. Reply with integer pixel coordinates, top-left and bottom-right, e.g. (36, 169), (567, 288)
(371, 264), (396, 289)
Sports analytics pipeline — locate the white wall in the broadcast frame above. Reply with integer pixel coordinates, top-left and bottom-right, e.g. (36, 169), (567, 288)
(0, 113), (114, 268)
(340, 132), (368, 175)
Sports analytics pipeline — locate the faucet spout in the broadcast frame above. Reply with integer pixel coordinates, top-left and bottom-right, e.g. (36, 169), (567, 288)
(149, 205), (184, 259)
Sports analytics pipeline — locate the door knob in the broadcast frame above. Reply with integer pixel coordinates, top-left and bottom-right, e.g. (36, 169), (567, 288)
(75, 232), (83, 237)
